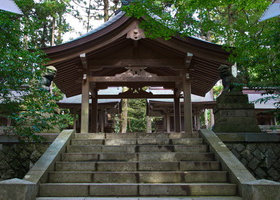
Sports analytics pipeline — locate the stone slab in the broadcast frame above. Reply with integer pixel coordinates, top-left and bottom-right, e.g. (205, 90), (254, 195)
(217, 133), (280, 142)
(89, 184), (138, 196)
(37, 197), (242, 200)
(0, 178), (38, 200)
(242, 179), (280, 200)
(56, 162), (96, 171)
(40, 183), (88, 197)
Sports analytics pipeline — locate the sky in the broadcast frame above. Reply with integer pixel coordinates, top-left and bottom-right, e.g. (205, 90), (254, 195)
(62, 1), (117, 43)
(62, 12), (104, 43)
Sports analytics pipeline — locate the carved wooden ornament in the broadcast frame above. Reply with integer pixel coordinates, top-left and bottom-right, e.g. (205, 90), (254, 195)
(127, 24), (145, 40)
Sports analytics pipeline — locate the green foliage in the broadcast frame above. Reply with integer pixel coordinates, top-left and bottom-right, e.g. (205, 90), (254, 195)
(127, 99), (147, 132)
(123, 0), (280, 88)
(0, 0), (73, 141)
(123, 0), (280, 119)
(213, 85), (223, 99)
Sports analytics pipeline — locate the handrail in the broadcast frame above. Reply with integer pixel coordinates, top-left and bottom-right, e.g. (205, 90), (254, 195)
(0, 129), (75, 200)
(199, 129), (256, 195)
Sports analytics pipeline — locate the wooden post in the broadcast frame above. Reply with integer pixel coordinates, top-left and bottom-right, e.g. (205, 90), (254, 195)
(183, 73), (193, 134)
(81, 75), (89, 133)
(193, 113), (197, 130)
(99, 109), (105, 133)
(73, 109), (77, 131)
(196, 112), (201, 130)
(163, 114), (167, 132)
(174, 88), (181, 132)
(91, 88), (98, 133)
(166, 114), (171, 133)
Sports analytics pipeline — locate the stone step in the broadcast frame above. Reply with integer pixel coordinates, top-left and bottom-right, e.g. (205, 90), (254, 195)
(71, 138), (203, 146)
(74, 133), (200, 140)
(61, 152), (215, 162)
(48, 171), (228, 183)
(37, 197), (242, 200)
(67, 145), (208, 153)
(39, 183), (237, 197)
(56, 161), (220, 171)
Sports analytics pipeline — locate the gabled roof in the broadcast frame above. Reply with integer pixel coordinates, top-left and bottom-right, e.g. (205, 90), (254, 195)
(43, 11), (230, 98)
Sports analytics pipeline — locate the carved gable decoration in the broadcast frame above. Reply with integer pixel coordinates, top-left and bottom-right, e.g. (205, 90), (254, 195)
(126, 23), (145, 40)
(116, 67), (157, 78)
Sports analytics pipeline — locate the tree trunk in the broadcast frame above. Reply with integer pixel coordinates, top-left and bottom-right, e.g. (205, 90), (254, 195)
(120, 87), (128, 133)
(51, 17), (56, 46)
(86, 0), (92, 32)
(103, 0), (109, 22)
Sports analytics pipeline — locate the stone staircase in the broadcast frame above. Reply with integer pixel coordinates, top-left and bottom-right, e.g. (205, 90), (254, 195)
(37, 132), (242, 199)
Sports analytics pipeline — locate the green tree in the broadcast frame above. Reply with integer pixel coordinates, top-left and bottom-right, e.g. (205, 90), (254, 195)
(0, 0), (73, 140)
(127, 99), (147, 132)
(71, 0), (120, 32)
(123, 0), (280, 118)
(123, 0), (279, 88)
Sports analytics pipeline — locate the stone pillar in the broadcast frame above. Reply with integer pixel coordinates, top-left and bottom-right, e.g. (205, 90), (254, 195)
(204, 109), (209, 129)
(81, 76), (89, 133)
(196, 113), (201, 130)
(209, 89), (215, 128)
(91, 88), (98, 133)
(146, 116), (152, 133)
(174, 88), (181, 132)
(210, 109), (215, 128)
(182, 75), (193, 134)
(166, 114), (171, 133)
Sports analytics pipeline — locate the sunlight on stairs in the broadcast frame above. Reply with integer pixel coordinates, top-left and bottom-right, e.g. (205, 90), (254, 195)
(36, 132), (242, 200)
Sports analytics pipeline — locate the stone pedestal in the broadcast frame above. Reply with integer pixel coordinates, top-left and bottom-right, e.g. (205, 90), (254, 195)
(213, 92), (261, 133)
(0, 178), (38, 200)
(242, 179), (280, 200)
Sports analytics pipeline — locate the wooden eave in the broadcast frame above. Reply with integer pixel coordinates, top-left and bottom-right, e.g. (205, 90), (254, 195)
(43, 12), (231, 98)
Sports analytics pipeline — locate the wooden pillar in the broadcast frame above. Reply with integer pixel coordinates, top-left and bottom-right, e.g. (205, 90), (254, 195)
(193, 113), (197, 130)
(99, 109), (105, 133)
(174, 88), (181, 132)
(91, 88), (98, 133)
(81, 76), (89, 133)
(197, 112), (201, 130)
(163, 114), (167, 132)
(73, 109), (77, 131)
(183, 74), (193, 134)
(166, 114), (171, 133)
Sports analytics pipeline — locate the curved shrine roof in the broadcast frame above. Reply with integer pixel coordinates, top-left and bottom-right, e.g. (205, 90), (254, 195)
(43, 11), (230, 98)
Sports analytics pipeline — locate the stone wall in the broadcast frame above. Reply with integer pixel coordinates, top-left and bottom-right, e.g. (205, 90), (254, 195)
(0, 143), (49, 181)
(226, 143), (280, 182)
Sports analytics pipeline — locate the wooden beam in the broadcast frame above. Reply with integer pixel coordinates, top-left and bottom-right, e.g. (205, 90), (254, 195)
(185, 52), (193, 67)
(89, 58), (185, 68)
(88, 76), (179, 83)
(97, 94), (176, 99)
(80, 53), (88, 70)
